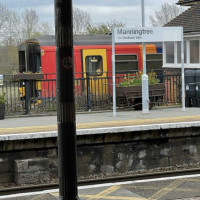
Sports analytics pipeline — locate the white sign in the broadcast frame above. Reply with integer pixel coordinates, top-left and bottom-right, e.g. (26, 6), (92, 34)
(114, 27), (182, 43)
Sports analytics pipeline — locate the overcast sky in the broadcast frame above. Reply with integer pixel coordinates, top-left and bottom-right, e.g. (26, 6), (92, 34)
(0, 0), (180, 27)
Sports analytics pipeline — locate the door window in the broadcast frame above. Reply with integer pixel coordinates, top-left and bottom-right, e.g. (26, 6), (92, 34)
(85, 56), (103, 76)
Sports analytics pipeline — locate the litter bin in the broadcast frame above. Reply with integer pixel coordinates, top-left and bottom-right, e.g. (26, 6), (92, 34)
(185, 70), (196, 107)
(195, 70), (200, 107)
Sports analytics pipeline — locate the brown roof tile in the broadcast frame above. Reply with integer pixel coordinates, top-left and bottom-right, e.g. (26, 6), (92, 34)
(165, 2), (200, 33)
(177, 0), (200, 6)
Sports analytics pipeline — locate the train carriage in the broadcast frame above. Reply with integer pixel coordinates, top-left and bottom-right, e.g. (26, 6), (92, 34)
(18, 34), (163, 107)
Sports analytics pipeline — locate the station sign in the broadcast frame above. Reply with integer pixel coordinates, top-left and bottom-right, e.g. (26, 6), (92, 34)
(114, 27), (182, 43)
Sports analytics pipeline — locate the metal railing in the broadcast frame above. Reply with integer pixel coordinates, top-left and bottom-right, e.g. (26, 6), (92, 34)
(0, 70), (182, 116)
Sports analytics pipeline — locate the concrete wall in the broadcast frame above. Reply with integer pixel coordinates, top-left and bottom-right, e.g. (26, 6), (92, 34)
(0, 124), (200, 185)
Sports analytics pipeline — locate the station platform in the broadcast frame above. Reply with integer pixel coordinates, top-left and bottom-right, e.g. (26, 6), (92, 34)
(0, 106), (200, 200)
(1, 173), (200, 200)
(0, 106), (200, 135)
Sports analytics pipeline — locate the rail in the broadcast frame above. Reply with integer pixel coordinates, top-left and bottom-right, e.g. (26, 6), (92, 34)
(0, 168), (200, 196)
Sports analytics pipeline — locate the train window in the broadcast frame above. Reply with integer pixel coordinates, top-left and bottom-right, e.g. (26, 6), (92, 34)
(146, 54), (163, 70)
(85, 56), (103, 76)
(115, 54), (138, 73)
(166, 42), (174, 63)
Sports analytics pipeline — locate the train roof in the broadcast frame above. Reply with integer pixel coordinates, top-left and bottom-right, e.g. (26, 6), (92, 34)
(18, 34), (162, 51)
(19, 34), (113, 47)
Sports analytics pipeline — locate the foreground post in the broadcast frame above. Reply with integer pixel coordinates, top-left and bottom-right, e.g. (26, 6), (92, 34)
(141, 0), (149, 114)
(54, 1), (79, 199)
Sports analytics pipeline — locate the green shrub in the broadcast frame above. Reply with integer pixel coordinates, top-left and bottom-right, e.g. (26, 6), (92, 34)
(0, 94), (6, 104)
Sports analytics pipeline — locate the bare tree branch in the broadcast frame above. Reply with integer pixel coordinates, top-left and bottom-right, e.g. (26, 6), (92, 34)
(73, 8), (91, 35)
(149, 3), (184, 27)
(21, 8), (39, 39)
(86, 20), (126, 35)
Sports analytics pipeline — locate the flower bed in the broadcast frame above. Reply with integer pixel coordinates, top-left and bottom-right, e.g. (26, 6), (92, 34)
(116, 72), (165, 109)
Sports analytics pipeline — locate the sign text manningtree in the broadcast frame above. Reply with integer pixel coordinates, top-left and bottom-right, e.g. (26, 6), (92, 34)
(115, 27), (182, 43)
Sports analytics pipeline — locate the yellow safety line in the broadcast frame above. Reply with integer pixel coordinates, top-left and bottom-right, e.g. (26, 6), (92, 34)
(124, 184), (199, 193)
(1, 115), (200, 135)
(87, 185), (121, 200)
(50, 193), (59, 197)
(148, 179), (185, 200)
(82, 194), (147, 199)
(50, 192), (147, 200)
(0, 125), (57, 134)
(30, 194), (46, 200)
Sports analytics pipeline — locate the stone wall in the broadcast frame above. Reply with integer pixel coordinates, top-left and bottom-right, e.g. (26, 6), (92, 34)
(0, 126), (200, 185)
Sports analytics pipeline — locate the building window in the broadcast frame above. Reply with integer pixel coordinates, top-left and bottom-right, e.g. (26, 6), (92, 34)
(166, 42), (174, 63)
(163, 39), (200, 68)
(85, 56), (103, 76)
(177, 41), (186, 63)
(190, 40), (199, 63)
(115, 54), (138, 73)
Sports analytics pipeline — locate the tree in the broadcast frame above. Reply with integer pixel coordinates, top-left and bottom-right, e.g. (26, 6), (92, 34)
(149, 3), (184, 27)
(21, 8), (39, 39)
(86, 20), (126, 35)
(0, 4), (9, 30)
(3, 10), (21, 46)
(36, 22), (54, 36)
(73, 8), (91, 35)
(0, 5), (55, 74)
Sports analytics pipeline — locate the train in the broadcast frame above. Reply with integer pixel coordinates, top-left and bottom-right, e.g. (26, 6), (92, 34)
(17, 34), (163, 108)
(18, 34), (162, 75)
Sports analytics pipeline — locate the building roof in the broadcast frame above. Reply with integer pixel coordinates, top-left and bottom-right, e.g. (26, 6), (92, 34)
(165, 1), (200, 34)
(177, 0), (200, 6)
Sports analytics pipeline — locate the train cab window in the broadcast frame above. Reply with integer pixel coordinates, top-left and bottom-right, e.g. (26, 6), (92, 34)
(19, 51), (26, 73)
(146, 54), (163, 70)
(115, 54), (138, 73)
(85, 56), (103, 76)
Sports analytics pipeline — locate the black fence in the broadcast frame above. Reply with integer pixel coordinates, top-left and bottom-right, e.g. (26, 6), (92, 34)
(0, 70), (182, 116)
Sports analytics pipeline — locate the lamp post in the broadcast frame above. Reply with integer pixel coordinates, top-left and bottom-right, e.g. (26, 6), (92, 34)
(54, 0), (80, 199)
(141, 0), (149, 114)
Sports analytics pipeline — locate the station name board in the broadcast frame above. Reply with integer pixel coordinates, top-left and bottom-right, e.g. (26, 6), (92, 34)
(114, 27), (182, 43)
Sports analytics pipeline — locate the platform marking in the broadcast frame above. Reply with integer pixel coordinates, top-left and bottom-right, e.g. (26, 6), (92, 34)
(187, 178), (200, 182)
(50, 186), (147, 200)
(87, 185), (120, 199)
(30, 194), (48, 200)
(51, 193), (147, 200)
(148, 179), (185, 200)
(80, 194), (147, 199)
(124, 184), (199, 193)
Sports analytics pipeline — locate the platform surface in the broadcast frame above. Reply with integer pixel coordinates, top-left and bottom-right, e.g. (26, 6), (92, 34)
(1, 107), (200, 135)
(1, 174), (200, 200)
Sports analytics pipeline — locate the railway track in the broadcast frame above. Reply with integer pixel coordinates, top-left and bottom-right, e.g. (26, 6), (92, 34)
(0, 168), (200, 196)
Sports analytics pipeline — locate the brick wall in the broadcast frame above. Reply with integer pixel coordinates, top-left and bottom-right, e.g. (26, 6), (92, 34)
(0, 126), (200, 185)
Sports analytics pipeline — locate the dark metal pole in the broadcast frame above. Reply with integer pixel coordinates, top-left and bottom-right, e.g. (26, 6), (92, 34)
(54, 1), (79, 200)
(25, 80), (30, 114)
(86, 73), (91, 111)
